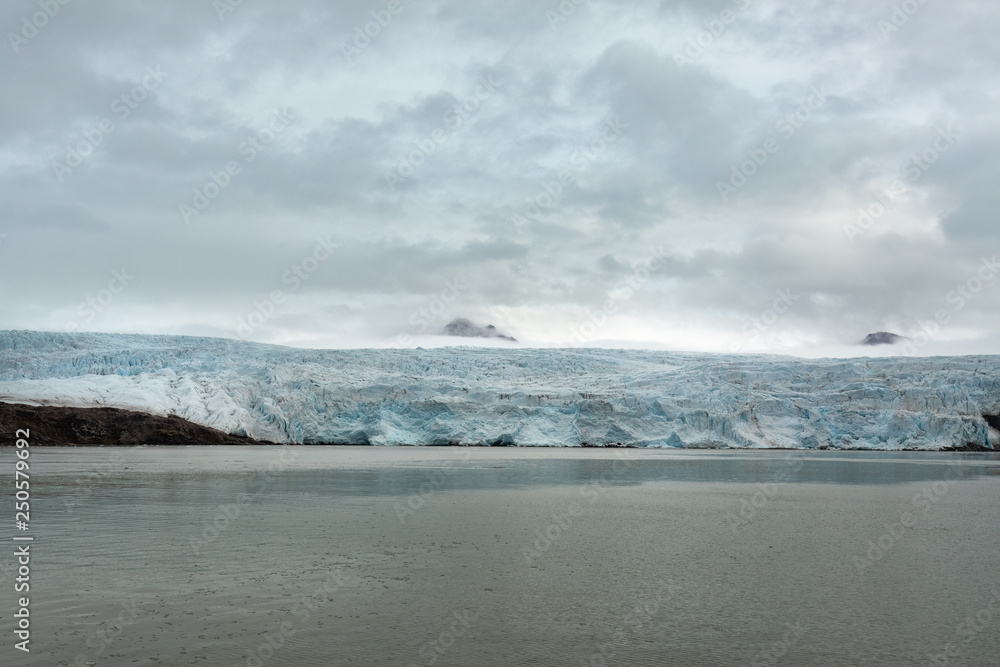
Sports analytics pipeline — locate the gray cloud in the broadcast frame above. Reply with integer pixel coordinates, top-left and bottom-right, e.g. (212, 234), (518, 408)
(1, 0), (999, 354)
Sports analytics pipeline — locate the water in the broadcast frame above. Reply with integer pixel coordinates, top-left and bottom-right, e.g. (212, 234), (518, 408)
(2, 447), (999, 666)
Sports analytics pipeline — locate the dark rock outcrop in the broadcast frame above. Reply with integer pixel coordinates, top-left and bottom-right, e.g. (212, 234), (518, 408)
(861, 332), (908, 346)
(443, 318), (517, 342)
(0, 402), (273, 446)
(942, 441), (993, 452)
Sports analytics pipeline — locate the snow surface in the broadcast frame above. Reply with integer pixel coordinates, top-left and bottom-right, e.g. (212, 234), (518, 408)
(1, 330), (998, 449)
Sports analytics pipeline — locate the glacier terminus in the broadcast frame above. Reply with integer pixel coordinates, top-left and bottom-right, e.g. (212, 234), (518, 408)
(0, 331), (998, 449)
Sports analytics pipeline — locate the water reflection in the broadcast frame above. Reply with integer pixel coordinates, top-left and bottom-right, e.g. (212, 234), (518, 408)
(35, 447), (1000, 499)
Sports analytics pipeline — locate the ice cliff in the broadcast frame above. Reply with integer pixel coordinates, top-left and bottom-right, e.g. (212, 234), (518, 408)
(0, 330), (997, 449)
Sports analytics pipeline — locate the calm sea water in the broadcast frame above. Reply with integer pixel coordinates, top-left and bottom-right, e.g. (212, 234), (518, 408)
(2, 447), (999, 666)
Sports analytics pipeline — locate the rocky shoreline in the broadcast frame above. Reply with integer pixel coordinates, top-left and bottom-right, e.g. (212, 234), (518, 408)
(0, 402), (274, 446)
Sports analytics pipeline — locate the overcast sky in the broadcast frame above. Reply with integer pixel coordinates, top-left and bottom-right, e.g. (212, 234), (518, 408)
(2, 0), (999, 355)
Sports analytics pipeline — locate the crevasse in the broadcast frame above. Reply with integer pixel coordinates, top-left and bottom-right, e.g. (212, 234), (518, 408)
(0, 331), (998, 449)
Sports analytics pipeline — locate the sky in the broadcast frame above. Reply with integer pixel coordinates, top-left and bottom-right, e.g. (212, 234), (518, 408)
(1, 0), (999, 356)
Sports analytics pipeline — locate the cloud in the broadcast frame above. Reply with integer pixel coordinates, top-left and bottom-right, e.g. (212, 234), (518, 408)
(4, 203), (109, 232)
(1, 0), (999, 354)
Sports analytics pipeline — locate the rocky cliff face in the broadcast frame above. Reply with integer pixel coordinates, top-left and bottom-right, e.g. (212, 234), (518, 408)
(0, 402), (272, 446)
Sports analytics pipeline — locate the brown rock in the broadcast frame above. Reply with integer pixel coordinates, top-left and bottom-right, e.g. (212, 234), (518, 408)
(0, 402), (275, 446)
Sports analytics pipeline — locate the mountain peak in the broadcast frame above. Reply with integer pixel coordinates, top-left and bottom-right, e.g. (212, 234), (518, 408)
(861, 331), (908, 346)
(443, 318), (516, 342)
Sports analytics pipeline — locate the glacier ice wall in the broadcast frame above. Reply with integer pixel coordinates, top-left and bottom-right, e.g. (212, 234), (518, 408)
(0, 330), (998, 449)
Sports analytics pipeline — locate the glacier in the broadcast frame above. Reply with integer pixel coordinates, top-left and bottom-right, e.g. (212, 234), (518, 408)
(0, 330), (998, 449)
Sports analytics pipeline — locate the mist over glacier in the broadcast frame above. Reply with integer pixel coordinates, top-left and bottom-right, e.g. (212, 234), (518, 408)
(0, 331), (997, 449)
